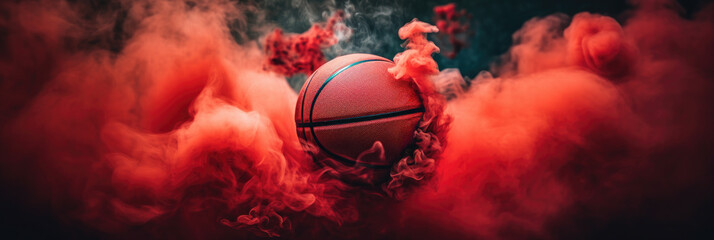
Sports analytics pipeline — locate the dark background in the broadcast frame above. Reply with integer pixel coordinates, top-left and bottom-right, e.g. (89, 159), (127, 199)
(260, 0), (709, 78)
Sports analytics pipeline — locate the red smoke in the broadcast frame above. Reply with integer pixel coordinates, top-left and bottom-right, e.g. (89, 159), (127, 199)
(433, 3), (472, 59)
(263, 11), (346, 77)
(403, 0), (714, 239)
(1, 0), (713, 239)
(386, 19), (450, 199)
(0, 1), (352, 238)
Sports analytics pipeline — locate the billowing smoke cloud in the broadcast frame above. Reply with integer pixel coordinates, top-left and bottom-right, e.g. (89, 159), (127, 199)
(1, 0), (713, 239)
(0, 0), (354, 238)
(402, 0), (714, 239)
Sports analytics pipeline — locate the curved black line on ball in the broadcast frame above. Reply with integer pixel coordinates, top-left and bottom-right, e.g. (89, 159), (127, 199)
(300, 71), (318, 140)
(308, 58), (393, 169)
(297, 107), (424, 128)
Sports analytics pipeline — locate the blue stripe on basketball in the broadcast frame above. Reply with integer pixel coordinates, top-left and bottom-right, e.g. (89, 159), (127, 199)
(308, 59), (393, 169)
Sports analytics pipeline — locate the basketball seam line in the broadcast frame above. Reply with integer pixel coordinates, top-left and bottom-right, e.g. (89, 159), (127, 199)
(299, 68), (318, 140)
(309, 59), (393, 169)
(297, 106), (424, 127)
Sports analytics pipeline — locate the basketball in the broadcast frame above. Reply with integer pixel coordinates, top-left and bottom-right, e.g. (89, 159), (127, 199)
(295, 54), (424, 184)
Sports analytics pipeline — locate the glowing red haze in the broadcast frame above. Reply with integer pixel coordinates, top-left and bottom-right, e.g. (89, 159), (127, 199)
(434, 3), (472, 59)
(1, 0), (713, 239)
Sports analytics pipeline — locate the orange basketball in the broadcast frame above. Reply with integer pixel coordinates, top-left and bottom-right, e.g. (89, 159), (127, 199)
(295, 54), (424, 183)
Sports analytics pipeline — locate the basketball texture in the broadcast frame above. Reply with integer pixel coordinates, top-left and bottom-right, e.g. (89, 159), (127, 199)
(295, 54), (424, 183)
